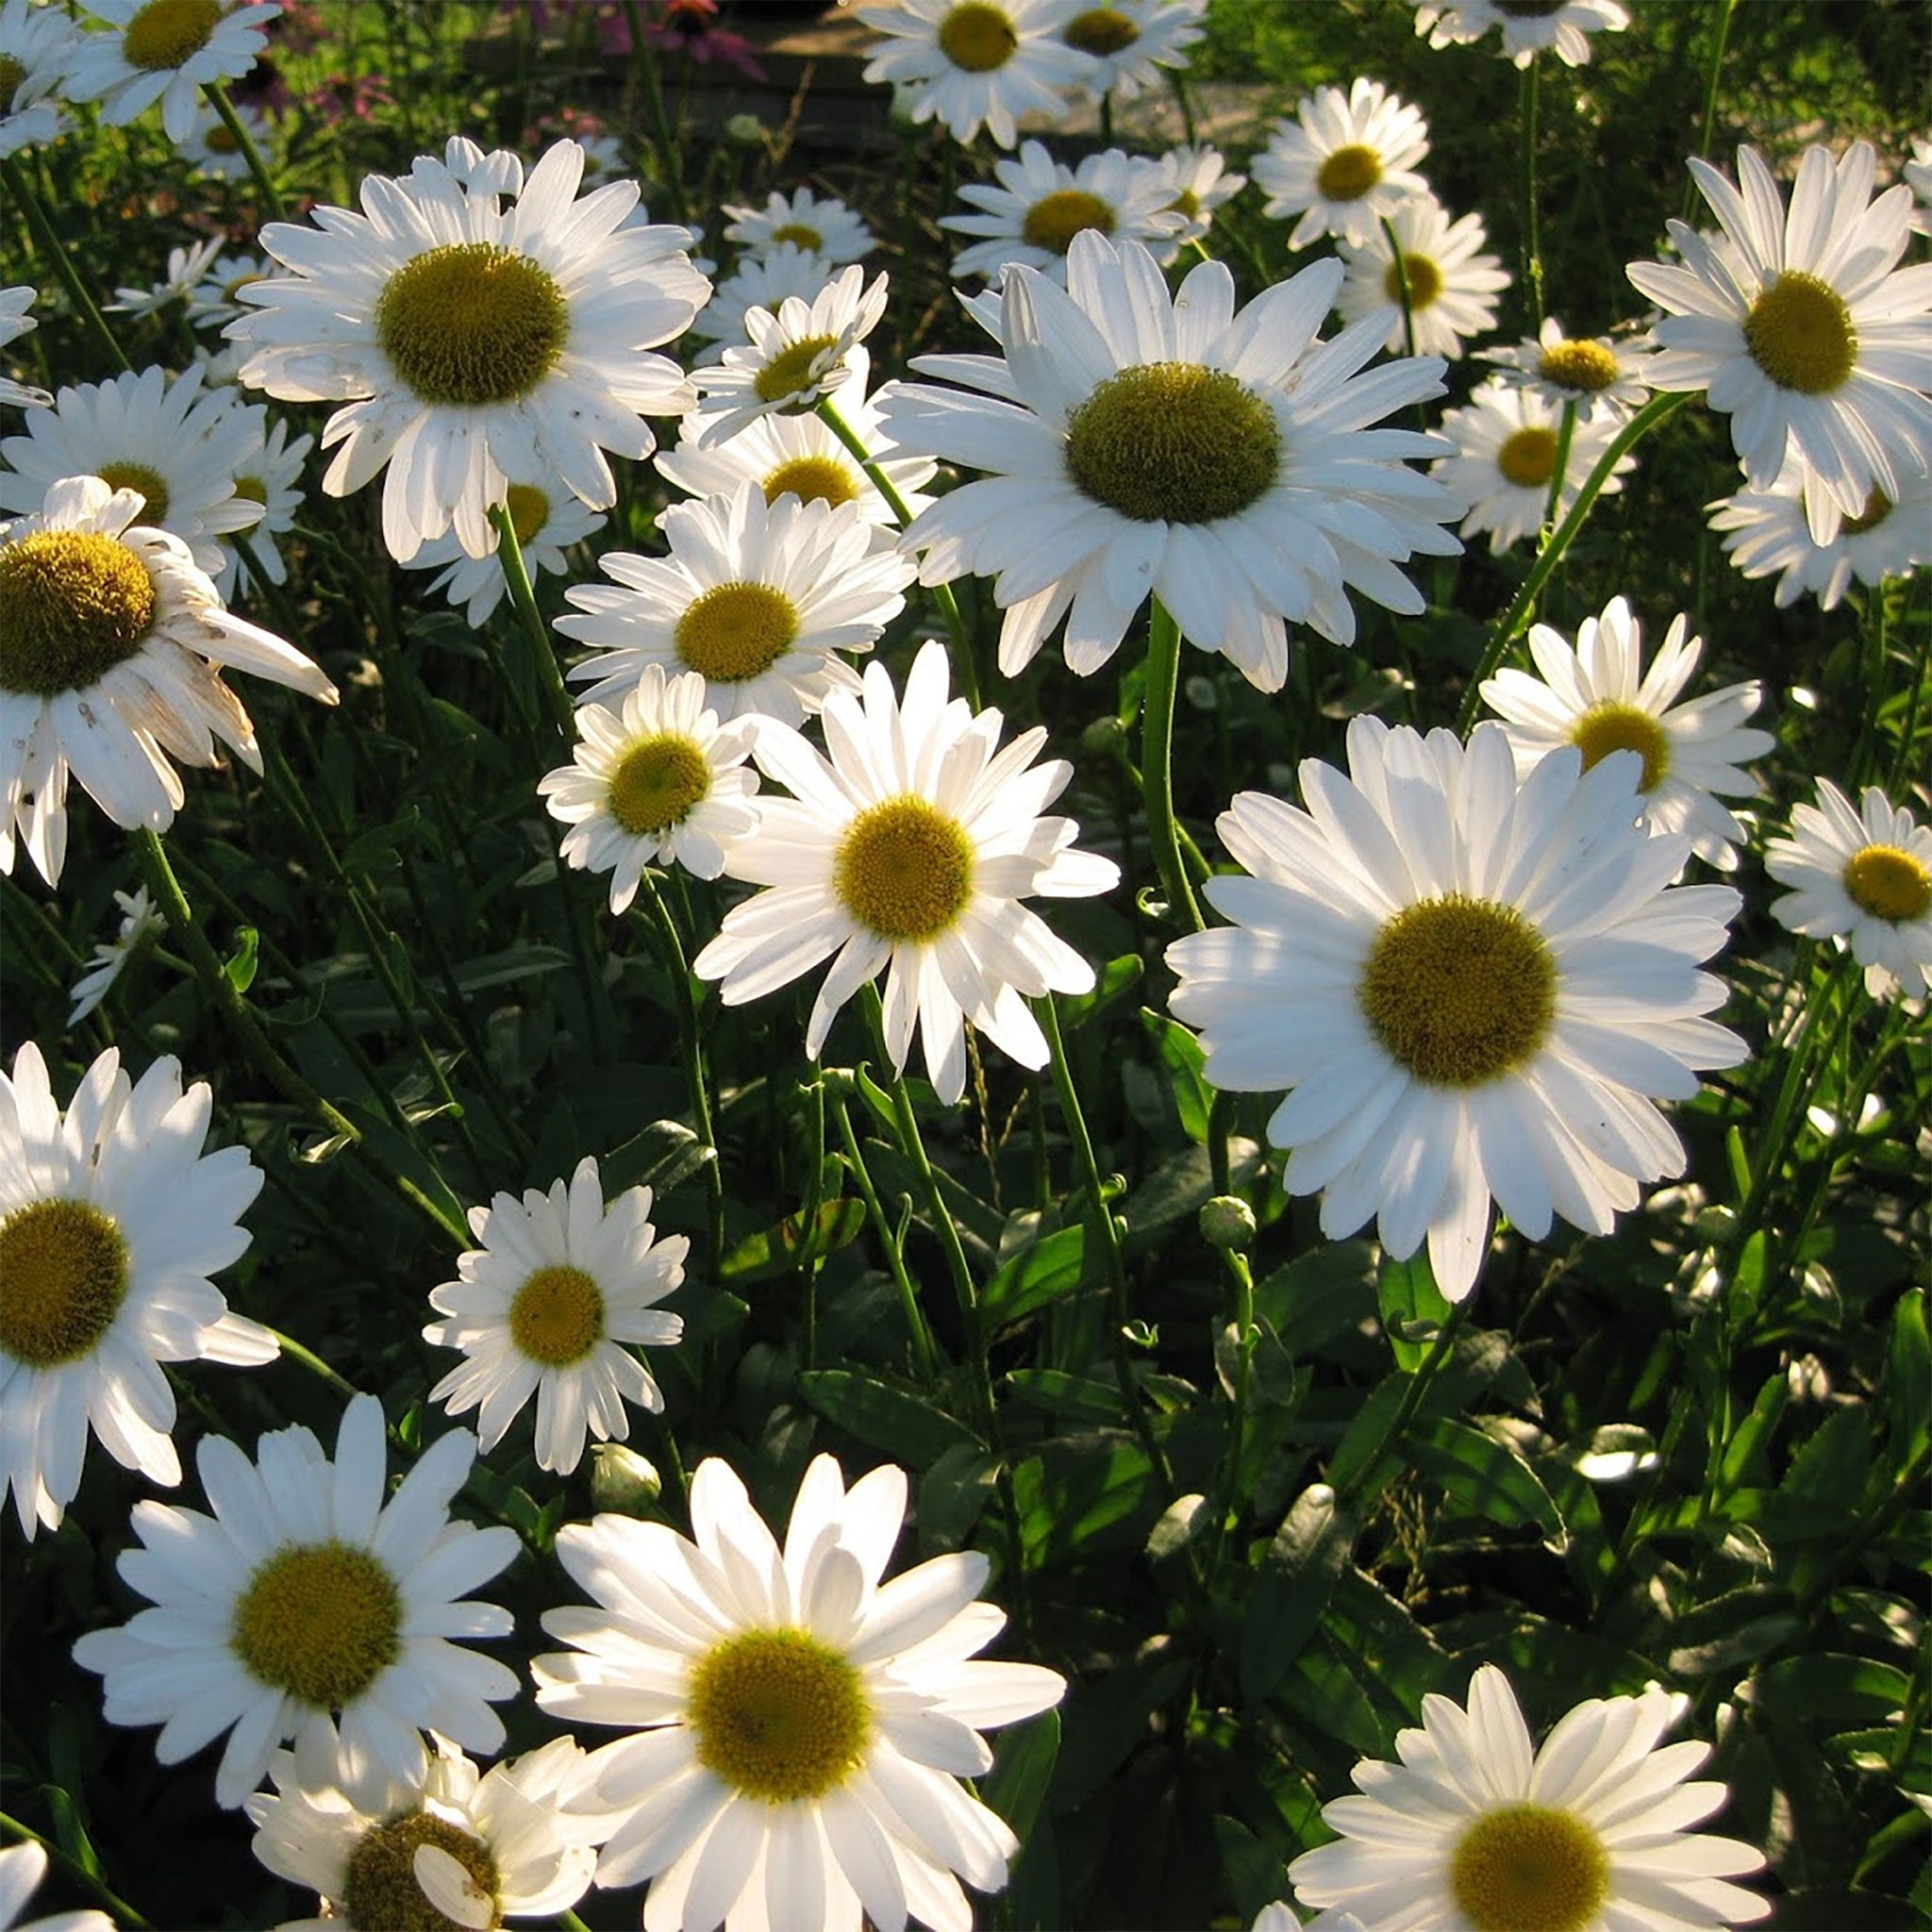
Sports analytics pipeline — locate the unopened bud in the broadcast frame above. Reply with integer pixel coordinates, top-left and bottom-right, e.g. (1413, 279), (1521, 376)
(589, 1443), (662, 1515)
(1199, 1194), (1256, 1251)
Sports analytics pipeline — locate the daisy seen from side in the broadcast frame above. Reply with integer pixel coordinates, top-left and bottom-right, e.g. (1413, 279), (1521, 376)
(724, 187), (875, 266)
(1479, 594), (1775, 872)
(0, 0), (80, 158)
(1765, 778), (1932, 999)
(1058, 0), (1206, 103)
(1287, 1664), (1768, 1931)
(66, 882), (163, 1024)
(532, 1451), (1067, 1932)
(692, 639), (1118, 1103)
(1410, 0), (1630, 68)
(425, 1155), (687, 1478)
(1252, 78), (1431, 252)
(107, 236), (226, 317)
(0, 285), (50, 410)
(1337, 192), (1511, 359)
(65, 0), (281, 144)
(72, 1391), (522, 1808)
(406, 476), (604, 625)
(1164, 717), (1747, 1304)
(1481, 315), (1657, 421)
(0, 1841), (113, 1932)
(227, 136), (710, 562)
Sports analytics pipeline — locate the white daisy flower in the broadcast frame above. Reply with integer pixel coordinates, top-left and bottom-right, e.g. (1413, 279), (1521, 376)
(686, 243), (840, 367)
(693, 639), (1118, 1102)
(1626, 142), (1932, 541)
(0, 1840), (113, 1932)
(0, 361), (265, 575)
(1906, 136), (1932, 238)
(72, 1391), (522, 1809)
(691, 263), (891, 446)
(247, 1736), (614, 1932)
(540, 664), (761, 908)
(1147, 142), (1245, 246)
(858, 0), (1096, 151)
(216, 405), (312, 598)
(941, 139), (1187, 285)
(724, 187), (875, 266)
(1766, 777), (1932, 999)
(0, 0), (81, 158)
(0, 1040), (276, 1539)
(1288, 1665), (1767, 1930)
(1059, 0), (1206, 102)
(65, 0), (282, 145)
(558, 482), (915, 726)
(0, 475), (338, 886)
(0, 285), (50, 410)
(1481, 315), (1657, 420)
(406, 477), (604, 626)
(1480, 595), (1775, 872)
(532, 1451), (1067, 1932)
(178, 94), (273, 180)
(1410, 0), (1630, 68)
(424, 1155), (686, 1478)
(1707, 452), (1932, 611)
(1432, 378), (1634, 555)
(658, 355), (937, 535)
(186, 250), (274, 331)
(1252, 78), (1432, 253)
(106, 234), (226, 317)
(226, 137), (710, 563)
(66, 881), (164, 1024)
(1337, 192), (1511, 359)
(880, 231), (1459, 689)
(1164, 718), (1746, 1304)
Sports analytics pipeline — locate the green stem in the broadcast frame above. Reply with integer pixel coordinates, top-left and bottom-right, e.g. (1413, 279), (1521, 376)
(1339, 1300), (1467, 1505)
(832, 1087), (941, 1381)
(1520, 55), (1543, 330)
(205, 80), (283, 219)
(628, 2), (688, 227)
(489, 501), (575, 739)
(0, 154), (129, 372)
(1683, 0), (1739, 223)
(0, 1812), (150, 1929)
(1141, 596), (1205, 932)
(1381, 212), (1420, 366)
(1214, 1242), (1257, 1547)
(265, 1324), (362, 1405)
(1542, 399), (1577, 531)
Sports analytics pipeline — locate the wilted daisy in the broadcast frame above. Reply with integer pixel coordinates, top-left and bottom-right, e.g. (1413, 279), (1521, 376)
(541, 665), (760, 907)
(187, 250), (274, 332)
(694, 640), (1118, 1101)
(691, 263), (890, 445)
(178, 94), (273, 180)
(65, 0), (281, 144)
(1252, 78), (1431, 252)
(1410, 0), (1629, 67)
(0, 1040), (275, 1538)
(1433, 378), (1633, 555)
(0, 1840), (113, 1932)
(107, 236), (226, 317)
(533, 1452), (1067, 1931)
(73, 1391), (521, 1808)
(0, 475), (338, 886)
(1627, 142), (1932, 539)
(248, 1737), (613, 1932)
(858, 0), (1095, 150)
(216, 405), (312, 598)
(685, 242), (838, 366)
(941, 139), (1186, 284)
(1338, 192), (1510, 358)
(407, 477), (604, 625)
(228, 137), (709, 562)
(1288, 1665), (1767, 1931)
(66, 882), (163, 1024)
(1059, 0), (1206, 102)
(881, 231), (1458, 687)
(0, 286), (49, 410)
(1148, 142), (1245, 245)
(1707, 454), (1932, 610)
(1165, 718), (1746, 1303)
(1766, 778), (1932, 999)
(558, 482), (915, 725)
(724, 187), (874, 265)
(0, 361), (266, 575)
(0, 0), (80, 158)
(1482, 316), (1657, 420)
(1480, 596), (1775, 871)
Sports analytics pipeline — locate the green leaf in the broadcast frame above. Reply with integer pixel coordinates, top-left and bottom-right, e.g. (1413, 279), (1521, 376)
(1012, 1432), (1159, 1568)
(1241, 1482), (1357, 1702)
(1886, 1290), (1929, 1461)
(916, 1443), (999, 1549)
(796, 1368), (981, 1469)
(1059, 953), (1141, 1030)
(1121, 1139), (1260, 1255)
(719, 1198), (866, 1283)
(1408, 1418), (1568, 1548)
(600, 1119), (713, 1200)
(1748, 1654), (1912, 1729)
(982, 1709), (1059, 1844)
(1006, 1369), (1124, 1425)
(1213, 1814), (1290, 1924)
(1257, 1241), (1379, 1359)
(1377, 1250), (1452, 1370)
(983, 1224), (1088, 1329)
(1138, 1008), (1211, 1142)
(223, 924), (258, 993)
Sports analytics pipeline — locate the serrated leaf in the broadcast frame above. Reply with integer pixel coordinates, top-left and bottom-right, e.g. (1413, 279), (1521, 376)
(1241, 1482), (1357, 1702)
(1408, 1417), (1568, 1548)
(796, 1369), (981, 1469)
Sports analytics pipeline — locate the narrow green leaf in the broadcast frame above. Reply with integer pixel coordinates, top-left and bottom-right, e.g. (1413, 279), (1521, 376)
(1408, 1417), (1568, 1548)
(223, 924), (258, 993)
(719, 1198), (866, 1283)
(1138, 1007), (1211, 1142)
(983, 1224), (1088, 1329)
(1886, 1290), (1929, 1461)
(1377, 1250), (1452, 1370)
(1241, 1482), (1357, 1702)
(981, 1710), (1059, 1844)
(796, 1368), (982, 1469)
(1059, 953), (1141, 1030)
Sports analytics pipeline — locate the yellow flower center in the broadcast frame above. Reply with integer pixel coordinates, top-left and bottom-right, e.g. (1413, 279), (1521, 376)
(1316, 143), (1383, 202)
(1170, 187), (1202, 219)
(508, 1263), (606, 1366)
(608, 733), (711, 837)
(375, 242), (570, 408)
(1383, 250), (1442, 310)
(835, 795), (976, 943)
(0, 57), (28, 103)
(1843, 843), (1931, 924)
(1064, 7), (1139, 56)
(1450, 1804), (1610, 1932)
(762, 454), (858, 509)
(688, 1628), (872, 1804)
(0, 1199), (129, 1369)
(1022, 189), (1117, 257)
(341, 1810), (502, 1932)
(1570, 700), (1670, 791)
(753, 333), (840, 406)
(1497, 426), (1559, 490)
(205, 121), (241, 154)
(230, 1541), (403, 1709)
(1360, 894), (1557, 1087)
(502, 482), (550, 546)
(1537, 338), (1620, 392)
(232, 475), (267, 505)
(1840, 487), (1891, 536)
(123, 0), (222, 70)
(935, 1), (1018, 71)
(94, 460), (172, 525)
(768, 223), (824, 251)
(674, 581), (798, 682)
(0, 529), (158, 698)
(1064, 361), (1280, 524)
(222, 271), (263, 300)
(1743, 270), (1857, 394)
